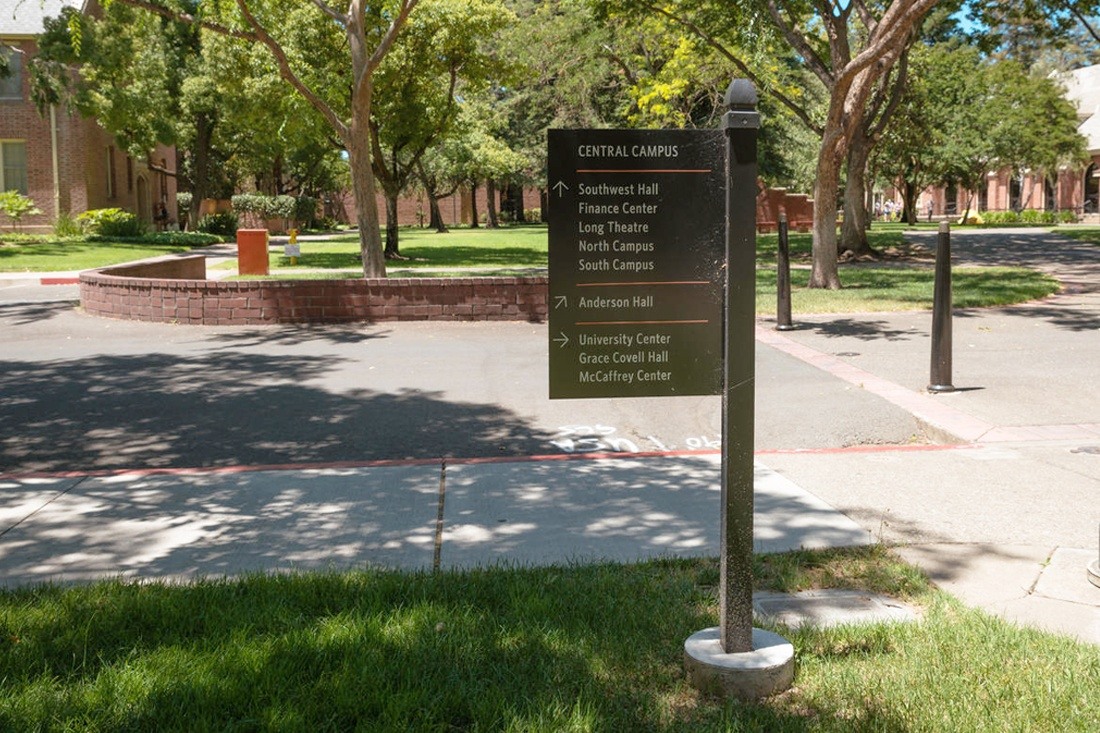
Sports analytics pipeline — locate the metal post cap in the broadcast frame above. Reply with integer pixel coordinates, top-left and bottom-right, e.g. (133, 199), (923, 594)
(725, 79), (758, 109)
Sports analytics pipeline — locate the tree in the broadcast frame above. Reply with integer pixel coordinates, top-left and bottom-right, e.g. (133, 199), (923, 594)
(606, 0), (941, 288)
(369, 0), (513, 256)
(110, 0), (418, 277)
(962, 1), (1100, 64)
(29, 2), (230, 228)
(491, 0), (636, 204)
(874, 43), (1088, 221)
(839, 51), (909, 259)
(194, 29), (346, 200)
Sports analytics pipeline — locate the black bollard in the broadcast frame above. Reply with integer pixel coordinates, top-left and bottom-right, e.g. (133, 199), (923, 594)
(775, 213), (794, 330)
(928, 221), (955, 392)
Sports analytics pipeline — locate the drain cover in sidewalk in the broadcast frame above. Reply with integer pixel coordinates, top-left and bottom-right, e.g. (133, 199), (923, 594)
(753, 589), (919, 629)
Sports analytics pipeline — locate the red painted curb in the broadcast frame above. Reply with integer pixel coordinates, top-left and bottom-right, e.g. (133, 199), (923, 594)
(39, 277), (81, 285)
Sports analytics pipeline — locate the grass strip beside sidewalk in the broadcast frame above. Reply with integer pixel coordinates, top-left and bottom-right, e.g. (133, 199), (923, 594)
(1, 548), (1096, 731)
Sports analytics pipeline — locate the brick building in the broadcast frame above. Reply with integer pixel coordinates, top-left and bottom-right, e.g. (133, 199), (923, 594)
(903, 64), (1100, 222)
(0, 0), (176, 233)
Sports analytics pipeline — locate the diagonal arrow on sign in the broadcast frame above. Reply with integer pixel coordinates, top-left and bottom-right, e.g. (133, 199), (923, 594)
(554, 295), (568, 309)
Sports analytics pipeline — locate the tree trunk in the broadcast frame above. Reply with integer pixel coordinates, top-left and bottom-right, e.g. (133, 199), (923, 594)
(345, 124), (386, 278)
(902, 180), (919, 225)
(469, 182), (479, 228)
(839, 131), (876, 259)
(809, 129), (843, 289)
(384, 192), (401, 258)
(486, 179), (499, 228)
(189, 111), (215, 231)
(428, 196), (447, 232)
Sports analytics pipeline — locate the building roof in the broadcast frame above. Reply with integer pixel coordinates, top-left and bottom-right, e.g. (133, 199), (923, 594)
(0, 0), (81, 38)
(1065, 64), (1100, 119)
(1065, 65), (1100, 155)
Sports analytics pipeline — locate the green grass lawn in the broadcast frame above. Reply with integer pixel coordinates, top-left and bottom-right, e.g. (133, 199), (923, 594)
(756, 265), (1060, 314)
(1, 547), (1096, 731)
(1056, 227), (1100, 245)
(0, 232), (224, 272)
(264, 225), (551, 271)
(0, 239), (193, 272)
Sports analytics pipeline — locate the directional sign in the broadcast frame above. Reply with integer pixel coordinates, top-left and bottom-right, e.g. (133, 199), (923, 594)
(548, 128), (725, 399)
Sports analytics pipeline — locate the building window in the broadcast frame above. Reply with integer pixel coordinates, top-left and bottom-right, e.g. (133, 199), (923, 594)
(0, 49), (22, 100)
(106, 146), (116, 199)
(127, 156), (133, 192)
(0, 140), (28, 194)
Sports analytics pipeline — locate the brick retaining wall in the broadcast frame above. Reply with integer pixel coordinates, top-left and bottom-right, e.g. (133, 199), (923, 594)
(80, 256), (549, 325)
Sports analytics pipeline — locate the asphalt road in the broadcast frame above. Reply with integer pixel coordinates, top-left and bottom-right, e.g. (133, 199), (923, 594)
(7, 226), (1093, 476)
(0, 300), (921, 474)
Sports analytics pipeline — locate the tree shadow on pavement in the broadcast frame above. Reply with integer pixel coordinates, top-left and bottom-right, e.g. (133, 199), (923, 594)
(0, 301), (79, 326)
(0, 351), (554, 475)
(205, 324), (394, 348)
(797, 317), (922, 342)
(986, 302), (1100, 332)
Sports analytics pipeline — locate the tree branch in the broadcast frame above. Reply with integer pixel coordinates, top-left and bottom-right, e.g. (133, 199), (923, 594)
(765, 0), (833, 86)
(366, 0), (419, 73)
(233, 0), (349, 140)
(1067, 4), (1100, 44)
(641, 1), (823, 135)
(851, 0), (877, 33)
(309, 0), (346, 25)
(834, 0), (939, 92)
(868, 47), (908, 141)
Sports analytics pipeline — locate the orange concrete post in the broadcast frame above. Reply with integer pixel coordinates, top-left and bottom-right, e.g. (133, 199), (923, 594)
(237, 229), (270, 276)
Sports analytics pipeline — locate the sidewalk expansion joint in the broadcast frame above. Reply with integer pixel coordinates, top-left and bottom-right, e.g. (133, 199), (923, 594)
(0, 476), (88, 540)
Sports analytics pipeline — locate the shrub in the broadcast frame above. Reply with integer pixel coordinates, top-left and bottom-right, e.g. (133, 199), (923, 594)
(76, 208), (145, 237)
(0, 191), (43, 230)
(230, 193), (268, 218)
(52, 211), (84, 237)
(294, 196), (318, 226)
(1057, 209), (1079, 224)
(84, 231), (225, 247)
(197, 211), (238, 238)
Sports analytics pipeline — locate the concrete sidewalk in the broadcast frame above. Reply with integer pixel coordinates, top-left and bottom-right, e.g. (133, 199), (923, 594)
(0, 455), (870, 583)
(755, 228), (1100, 645)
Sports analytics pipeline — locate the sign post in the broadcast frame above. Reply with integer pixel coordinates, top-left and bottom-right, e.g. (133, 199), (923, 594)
(548, 80), (793, 700)
(685, 80), (794, 700)
(720, 78), (759, 655)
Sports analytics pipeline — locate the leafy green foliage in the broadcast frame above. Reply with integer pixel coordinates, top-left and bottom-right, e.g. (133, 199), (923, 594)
(75, 208), (144, 237)
(0, 192), (43, 229)
(51, 212), (84, 238)
(87, 231), (226, 247)
(196, 212), (238, 237)
(230, 194), (318, 223)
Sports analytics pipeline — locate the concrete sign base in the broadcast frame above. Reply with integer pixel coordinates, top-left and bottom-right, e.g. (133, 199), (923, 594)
(684, 627), (794, 701)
